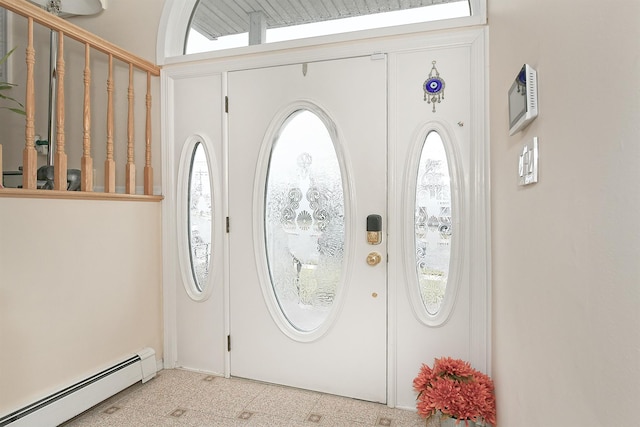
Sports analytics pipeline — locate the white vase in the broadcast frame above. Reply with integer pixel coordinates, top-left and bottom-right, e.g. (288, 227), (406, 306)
(425, 412), (480, 427)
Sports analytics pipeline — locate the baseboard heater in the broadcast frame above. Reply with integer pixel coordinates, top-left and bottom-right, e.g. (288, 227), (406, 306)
(0, 348), (156, 427)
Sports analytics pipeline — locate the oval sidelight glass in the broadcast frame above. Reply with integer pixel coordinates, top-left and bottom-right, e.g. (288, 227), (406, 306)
(414, 131), (452, 315)
(188, 142), (213, 292)
(264, 110), (345, 332)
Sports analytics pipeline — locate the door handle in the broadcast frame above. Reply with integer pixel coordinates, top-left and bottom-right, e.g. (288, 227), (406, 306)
(367, 252), (382, 266)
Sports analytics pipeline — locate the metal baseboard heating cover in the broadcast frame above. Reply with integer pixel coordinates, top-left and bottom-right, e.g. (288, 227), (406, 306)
(0, 348), (156, 426)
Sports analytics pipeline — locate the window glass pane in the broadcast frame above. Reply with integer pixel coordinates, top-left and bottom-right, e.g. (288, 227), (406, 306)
(415, 131), (452, 315)
(188, 142), (213, 292)
(0, 9), (7, 81)
(264, 110), (345, 332)
(185, 1), (470, 54)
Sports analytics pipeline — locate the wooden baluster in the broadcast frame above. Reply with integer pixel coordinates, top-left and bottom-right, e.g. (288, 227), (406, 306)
(144, 71), (153, 195)
(125, 63), (135, 194)
(104, 54), (115, 193)
(53, 30), (67, 191)
(81, 43), (93, 191)
(22, 17), (37, 190)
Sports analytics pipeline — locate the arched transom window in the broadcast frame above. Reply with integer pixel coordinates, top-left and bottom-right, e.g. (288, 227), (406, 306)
(185, 0), (472, 53)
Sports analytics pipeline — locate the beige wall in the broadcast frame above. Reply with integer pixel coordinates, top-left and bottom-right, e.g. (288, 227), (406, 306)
(0, 1), (165, 415)
(3, 0), (640, 423)
(488, 1), (640, 425)
(0, 197), (163, 413)
(68, 0), (162, 63)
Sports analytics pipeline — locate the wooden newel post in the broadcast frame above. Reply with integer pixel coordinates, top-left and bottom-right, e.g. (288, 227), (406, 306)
(104, 54), (116, 193)
(22, 17), (37, 190)
(144, 71), (153, 195)
(53, 30), (67, 191)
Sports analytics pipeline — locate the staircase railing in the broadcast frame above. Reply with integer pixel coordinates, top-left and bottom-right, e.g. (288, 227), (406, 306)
(0, 0), (161, 199)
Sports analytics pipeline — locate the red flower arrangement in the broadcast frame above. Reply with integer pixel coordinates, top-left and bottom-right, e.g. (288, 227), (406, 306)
(413, 357), (496, 426)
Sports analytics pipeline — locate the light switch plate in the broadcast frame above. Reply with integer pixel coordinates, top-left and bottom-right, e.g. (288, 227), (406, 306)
(518, 137), (538, 186)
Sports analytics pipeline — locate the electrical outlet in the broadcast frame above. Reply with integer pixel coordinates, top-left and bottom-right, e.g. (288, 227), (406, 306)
(518, 137), (538, 186)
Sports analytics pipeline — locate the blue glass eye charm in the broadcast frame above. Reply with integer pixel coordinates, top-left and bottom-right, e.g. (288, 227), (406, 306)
(423, 61), (446, 113)
(425, 78), (444, 93)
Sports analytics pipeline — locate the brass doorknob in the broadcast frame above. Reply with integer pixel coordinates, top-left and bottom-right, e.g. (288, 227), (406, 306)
(366, 252), (382, 266)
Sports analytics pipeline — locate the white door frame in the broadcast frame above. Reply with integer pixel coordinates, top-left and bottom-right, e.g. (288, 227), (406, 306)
(161, 28), (489, 408)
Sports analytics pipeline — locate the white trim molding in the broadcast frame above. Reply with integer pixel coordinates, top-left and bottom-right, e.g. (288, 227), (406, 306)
(156, 0), (198, 64)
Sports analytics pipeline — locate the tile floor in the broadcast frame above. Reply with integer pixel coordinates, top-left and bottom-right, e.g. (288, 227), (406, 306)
(62, 369), (426, 427)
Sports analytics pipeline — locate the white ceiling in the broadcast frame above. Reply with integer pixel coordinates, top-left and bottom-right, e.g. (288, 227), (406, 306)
(191, 0), (465, 40)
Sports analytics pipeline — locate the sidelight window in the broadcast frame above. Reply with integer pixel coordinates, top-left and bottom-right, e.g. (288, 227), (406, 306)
(413, 130), (457, 321)
(187, 141), (213, 293)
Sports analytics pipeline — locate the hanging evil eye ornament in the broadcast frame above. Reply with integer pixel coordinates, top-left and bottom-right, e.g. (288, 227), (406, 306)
(423, 61), (445, 113)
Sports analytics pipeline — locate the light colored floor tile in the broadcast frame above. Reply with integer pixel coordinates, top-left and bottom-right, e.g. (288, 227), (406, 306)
(312, 394), (382, 425)
(169, 408), (248, 426)
(63, 369), (421, 427)
(244, 411), (302, 426)
(245, 383), (322, 422)
(378, 407), (426, 427)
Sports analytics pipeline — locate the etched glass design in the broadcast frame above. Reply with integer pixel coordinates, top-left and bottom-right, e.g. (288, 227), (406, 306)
(264, 110), (345, 332)
(188, 142), (213, 292)
(415, 131), (452, 315)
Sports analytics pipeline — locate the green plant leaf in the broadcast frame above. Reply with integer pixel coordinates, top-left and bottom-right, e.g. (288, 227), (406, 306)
(0, 47), (17, 67)
(1, 106), (26, 115)
(0, 47), (25, 116)
(0, 93), (24, 107)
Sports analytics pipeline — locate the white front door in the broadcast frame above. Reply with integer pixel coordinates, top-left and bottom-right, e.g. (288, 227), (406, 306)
(228, 55), (388, 402)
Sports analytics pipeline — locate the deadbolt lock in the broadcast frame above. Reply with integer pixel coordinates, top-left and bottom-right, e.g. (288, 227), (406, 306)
(366, 252), (382, 266)
(366, 214), (383, 245)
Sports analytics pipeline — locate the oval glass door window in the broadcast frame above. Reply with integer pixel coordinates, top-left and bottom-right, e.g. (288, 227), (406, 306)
(188, 142), (213, 292)
(414, 131), (452, 315)
(264, 110), (345, 332)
